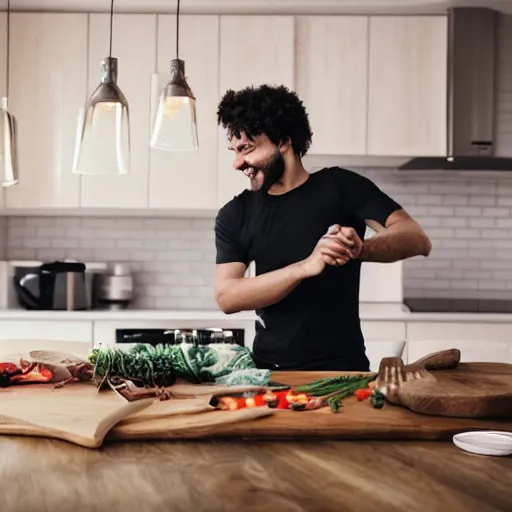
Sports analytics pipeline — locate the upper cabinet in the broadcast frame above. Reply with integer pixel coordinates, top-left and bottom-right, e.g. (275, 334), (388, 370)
(367, 16), (448, 157)
(217, 15), (295, 208)
(0, 13), (448, 214)
(5, 13), (87, 209)
(295, 16), (368, 156)
(149, 15), (219, 211)
(80, 14), (157, 208)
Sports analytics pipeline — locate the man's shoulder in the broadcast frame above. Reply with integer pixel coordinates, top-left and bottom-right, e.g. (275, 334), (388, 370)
(216, 189), (253, 224)
(313, 166), (361, 181)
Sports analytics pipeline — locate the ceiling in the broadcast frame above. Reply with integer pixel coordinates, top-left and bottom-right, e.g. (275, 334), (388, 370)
(2, 0), (512, 14)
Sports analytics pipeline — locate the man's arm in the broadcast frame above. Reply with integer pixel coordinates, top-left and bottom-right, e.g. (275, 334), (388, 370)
(215, 261), (306, 314)
(360, 209), (432, 263)
(215, 226), (351, 314)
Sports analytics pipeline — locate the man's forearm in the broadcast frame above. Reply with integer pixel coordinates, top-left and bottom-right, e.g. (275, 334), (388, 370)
(359, 223), (432, 263)
(216, 262), (307, 314)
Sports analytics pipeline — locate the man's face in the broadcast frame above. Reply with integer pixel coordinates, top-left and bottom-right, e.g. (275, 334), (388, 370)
(227, 132), (285, 192)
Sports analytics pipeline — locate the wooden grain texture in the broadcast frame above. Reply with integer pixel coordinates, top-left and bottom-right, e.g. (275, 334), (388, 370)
(2, 365), (512, 448)
(399, 363), (512, 418)
(0, 436), (511, 512)
(0, 381), (273, 447)
(0, 382), (152, 448)
(110, 364), (512, 442)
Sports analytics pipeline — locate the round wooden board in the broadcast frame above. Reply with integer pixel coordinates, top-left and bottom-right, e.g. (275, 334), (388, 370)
(398, 362), (512, 418)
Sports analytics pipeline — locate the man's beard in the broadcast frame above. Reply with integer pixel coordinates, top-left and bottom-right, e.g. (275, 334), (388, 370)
(252, 150), (285, 193)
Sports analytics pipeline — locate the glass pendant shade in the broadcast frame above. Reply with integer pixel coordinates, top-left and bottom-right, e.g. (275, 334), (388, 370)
(73, 57), (130, 175)
(150, 59), (198, 151)
(0, 97), (19, 187)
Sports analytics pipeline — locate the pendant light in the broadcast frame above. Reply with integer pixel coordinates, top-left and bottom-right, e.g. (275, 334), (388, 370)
(73, 0), (130, 175)
(150, 0), (198, 151)
(0, 0), (19, 188)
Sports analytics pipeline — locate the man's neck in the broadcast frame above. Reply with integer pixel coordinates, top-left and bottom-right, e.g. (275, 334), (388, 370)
(267, 164), (310, 195)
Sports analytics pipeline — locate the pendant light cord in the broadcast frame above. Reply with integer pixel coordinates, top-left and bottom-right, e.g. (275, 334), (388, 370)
(176, 0), (180, 60)
(109, 0), (114, 58)
(6, 0), (10, 98)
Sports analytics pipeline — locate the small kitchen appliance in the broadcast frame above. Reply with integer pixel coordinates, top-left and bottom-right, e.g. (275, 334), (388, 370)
(93, 262), (133, 310)
(13, 260), (89, 310)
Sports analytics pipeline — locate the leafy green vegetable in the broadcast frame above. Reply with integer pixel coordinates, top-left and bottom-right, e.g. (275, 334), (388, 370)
(370, 390), (385, 409)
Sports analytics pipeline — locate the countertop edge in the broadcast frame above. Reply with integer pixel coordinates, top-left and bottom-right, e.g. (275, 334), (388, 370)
(1, 309), (512, 323)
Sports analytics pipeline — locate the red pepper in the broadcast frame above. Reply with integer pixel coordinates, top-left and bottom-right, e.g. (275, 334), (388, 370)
(355, 388), (373, 401)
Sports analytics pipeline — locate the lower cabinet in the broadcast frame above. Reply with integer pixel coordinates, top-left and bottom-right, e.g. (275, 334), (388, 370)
(361, 321), (407, 371)
(406, 321), (512, 364)
(0, 320), (93, 358)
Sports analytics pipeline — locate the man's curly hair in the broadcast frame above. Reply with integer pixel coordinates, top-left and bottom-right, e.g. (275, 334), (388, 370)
(217, 84), (313, 158)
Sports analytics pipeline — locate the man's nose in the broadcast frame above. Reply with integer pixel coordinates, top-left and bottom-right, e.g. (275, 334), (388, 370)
(233, 154), (246, 171)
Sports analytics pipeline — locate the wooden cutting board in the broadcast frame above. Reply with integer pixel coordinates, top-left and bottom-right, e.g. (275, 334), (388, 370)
(396, 362), (512, 418)
(106, 363), (512, 443)
(0, 381), (273, 448)
(2, 363), (512, 447)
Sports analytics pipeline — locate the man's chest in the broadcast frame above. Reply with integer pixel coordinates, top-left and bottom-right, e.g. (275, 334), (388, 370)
(245, 193), (358, 273)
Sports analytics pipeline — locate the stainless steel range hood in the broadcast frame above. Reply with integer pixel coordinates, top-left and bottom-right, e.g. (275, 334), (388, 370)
(399, 7), (512, 171)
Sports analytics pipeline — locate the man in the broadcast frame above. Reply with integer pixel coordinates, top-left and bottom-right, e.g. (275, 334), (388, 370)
(214, 84), (432, 371)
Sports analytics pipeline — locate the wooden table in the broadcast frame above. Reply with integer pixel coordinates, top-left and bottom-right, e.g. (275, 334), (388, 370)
(1, 436), (510, 512)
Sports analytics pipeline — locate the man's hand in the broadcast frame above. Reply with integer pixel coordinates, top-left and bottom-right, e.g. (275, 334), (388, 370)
(328, 224), (364, 260)
(300, 225), (360, 278)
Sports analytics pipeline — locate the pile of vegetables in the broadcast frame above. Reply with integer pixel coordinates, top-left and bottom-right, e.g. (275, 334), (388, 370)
(293, 374), (383, 412)
(214, 375), (386, 413)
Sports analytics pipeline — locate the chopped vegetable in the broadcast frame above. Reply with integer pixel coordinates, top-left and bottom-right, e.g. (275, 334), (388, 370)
(293, 374), (377, 412)
(354, 388), (373, 401)
(370, 390), (385, 409)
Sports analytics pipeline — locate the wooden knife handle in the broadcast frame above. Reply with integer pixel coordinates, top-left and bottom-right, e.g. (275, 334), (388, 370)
(412, 349), (461, 371)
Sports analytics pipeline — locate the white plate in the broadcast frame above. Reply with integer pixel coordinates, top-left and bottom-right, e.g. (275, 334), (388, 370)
(453, 431), (512, 457)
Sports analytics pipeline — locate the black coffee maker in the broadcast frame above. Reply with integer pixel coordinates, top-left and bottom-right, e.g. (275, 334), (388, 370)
(13, 261), (88, 310)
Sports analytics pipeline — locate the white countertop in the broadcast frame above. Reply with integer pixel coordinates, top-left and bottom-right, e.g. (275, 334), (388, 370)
(0, 308), (512, 323)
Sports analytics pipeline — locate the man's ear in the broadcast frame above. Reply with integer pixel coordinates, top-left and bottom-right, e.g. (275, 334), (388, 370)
(279, 138), (293, 153)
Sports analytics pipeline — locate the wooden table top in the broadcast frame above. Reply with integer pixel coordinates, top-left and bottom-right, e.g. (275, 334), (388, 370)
(1, 436), (510, 512)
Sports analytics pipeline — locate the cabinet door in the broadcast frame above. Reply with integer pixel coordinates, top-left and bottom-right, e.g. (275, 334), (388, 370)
(5, 13), (87, 209)
(80, 14), (157, 208)
(367, 16), (447, 156)
(149, 15), (219, 211)
(217, 16), (295, 208)
(406, 321), (512, 364)
(295, 16), (368, 156)
(0, 13), (6, 210)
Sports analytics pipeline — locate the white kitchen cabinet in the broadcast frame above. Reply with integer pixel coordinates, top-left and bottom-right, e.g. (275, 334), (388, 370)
(367, 16), (447, 157)
(361, 320), (407, 370)
(295, 16), (368, 156)
(149, 15), (219, 211)
(217, 15), (295, 208)
(0, 320), (93, 358)
(80, 14), (157, 208)
(406, 321), (512, 364)
(5, 13), (87, 209)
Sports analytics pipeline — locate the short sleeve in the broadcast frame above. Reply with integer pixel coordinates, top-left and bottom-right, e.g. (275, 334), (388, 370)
(214, 199), (250, 265)
(332, 168), (402, 226)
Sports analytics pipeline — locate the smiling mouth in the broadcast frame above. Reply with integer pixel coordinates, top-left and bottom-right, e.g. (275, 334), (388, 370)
(242, 168), (257, 179)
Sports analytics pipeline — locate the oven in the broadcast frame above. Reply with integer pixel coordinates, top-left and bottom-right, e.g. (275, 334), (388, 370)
(115, 327), (245, 347)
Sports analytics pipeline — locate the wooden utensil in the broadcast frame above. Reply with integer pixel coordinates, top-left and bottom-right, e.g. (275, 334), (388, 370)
(375, 349), (461, 405)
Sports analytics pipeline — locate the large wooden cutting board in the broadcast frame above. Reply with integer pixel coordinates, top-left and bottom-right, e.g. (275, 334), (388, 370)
(108, 363), (512, 443)
(1, 363), (512, 447)
(0, 381), (273, 448)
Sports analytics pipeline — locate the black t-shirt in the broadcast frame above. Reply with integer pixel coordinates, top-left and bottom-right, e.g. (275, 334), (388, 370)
(214, 167), (402, 371)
